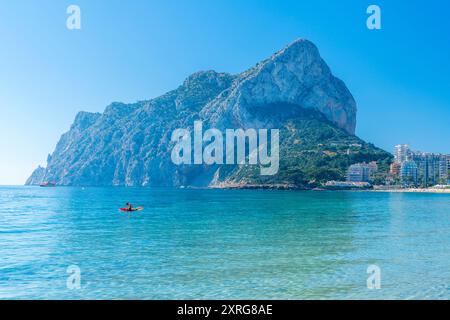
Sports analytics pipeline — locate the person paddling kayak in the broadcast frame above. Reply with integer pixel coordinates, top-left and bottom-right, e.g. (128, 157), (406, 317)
(126, 202), (133, 211)
(119, 203), (144, 212)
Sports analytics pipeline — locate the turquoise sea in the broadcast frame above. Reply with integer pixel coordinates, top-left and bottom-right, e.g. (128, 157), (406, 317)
(0, 186), (449, 300)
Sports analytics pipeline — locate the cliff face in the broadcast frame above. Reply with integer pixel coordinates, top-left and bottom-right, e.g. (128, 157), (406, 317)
(202, 40), (356, 134)
(25, 166), (46, 185)
(26, 39), (389, 187)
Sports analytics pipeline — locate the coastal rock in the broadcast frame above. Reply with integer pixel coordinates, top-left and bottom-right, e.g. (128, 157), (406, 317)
(26, 39), (390, 187)
(25, 166), (46, 185)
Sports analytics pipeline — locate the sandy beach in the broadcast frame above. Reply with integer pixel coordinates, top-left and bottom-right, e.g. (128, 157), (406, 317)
(372, 188), (450, 194)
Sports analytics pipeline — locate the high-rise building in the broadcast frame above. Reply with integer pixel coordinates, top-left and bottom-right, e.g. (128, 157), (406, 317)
(394, 144), (411, 163)
(411, 152), (448, 187)
(347, 163), (371, 183)
(447, 155), (450, 184)
(400, 160), (418, 186)
(438, 156), (448, 183)
(390, 162), (401, 176)
(392, 144), (449, 187)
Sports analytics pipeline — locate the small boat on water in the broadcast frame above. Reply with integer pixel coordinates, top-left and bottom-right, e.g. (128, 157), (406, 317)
(40, 182), (56, 187)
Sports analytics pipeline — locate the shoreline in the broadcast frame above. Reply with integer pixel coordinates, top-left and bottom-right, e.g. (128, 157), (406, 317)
(370, 188), (450, 194)
(8, 184), (450, 194)
(210, 183), (450, 194)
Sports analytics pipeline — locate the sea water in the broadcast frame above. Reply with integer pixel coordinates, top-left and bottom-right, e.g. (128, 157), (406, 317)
(0, 186), (449, 299)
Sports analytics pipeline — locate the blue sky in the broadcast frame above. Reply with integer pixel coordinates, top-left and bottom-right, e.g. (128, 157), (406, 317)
(0, 0), (449, 185)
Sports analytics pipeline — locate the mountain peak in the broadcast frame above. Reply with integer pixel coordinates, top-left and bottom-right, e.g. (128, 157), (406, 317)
(275, 38), (318, 57)
(202, 39), (356, 134)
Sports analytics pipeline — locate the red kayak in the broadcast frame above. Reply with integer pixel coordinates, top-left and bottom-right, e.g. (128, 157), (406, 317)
(119, 207), (144, 212)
